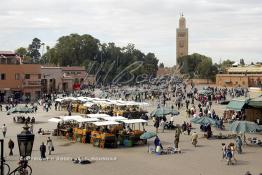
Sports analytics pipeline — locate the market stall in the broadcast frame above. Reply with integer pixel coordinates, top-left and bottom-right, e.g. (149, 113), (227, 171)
(91, 121), (121, 148)
(118, 119), (147, 147)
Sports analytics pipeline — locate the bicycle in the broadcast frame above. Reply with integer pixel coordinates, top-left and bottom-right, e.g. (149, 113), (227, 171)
(1, 158), (32, 175)
(9, 159), (32, 175)
(0, 157), (10, 175)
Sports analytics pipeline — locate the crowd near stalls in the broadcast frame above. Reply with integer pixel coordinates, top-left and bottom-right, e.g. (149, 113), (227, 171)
(48, 114), (148, 148)
(54, 96), (149, 119)
(225, 96), (262, 124)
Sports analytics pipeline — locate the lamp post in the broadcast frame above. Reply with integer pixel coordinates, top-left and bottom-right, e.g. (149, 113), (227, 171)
(0, 124), (34, 175)
(17, 124), (35, 158)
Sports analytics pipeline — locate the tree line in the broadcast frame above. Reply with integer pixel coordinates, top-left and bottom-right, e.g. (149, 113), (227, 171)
(15, 34), (159, 85)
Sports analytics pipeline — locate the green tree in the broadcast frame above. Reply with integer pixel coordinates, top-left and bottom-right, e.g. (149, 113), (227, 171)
(177, 53), (217, 80)
(15, 47), (27, 57)
(28, 38), (42, 63)
(159, 62), (164, 68)
(15, 47), (32, 63)
(240, 59), (245, 66)
(219, 59), (235, 73)
(43, 33), (159, 85)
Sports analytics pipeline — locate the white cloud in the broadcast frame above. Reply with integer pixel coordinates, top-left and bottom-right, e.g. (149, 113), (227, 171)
(0, 0), (261, 65)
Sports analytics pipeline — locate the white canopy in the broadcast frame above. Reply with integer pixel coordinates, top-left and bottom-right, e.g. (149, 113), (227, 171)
(60, 115), (83, 122)
(92, 100), (114, 105)
(122, 119), (148, 124)
(87, 114), (111, 118)
(48, 118), (62, 123)
(55, 96), (148, 107)
(54, 98), (64, 102)
(75, 118), (99, 123)
(63, 97), (78, 101)
(99, 116), (127, 121)
(92, 121), (120, 126)
(76, 97), (90, 102)
(83, 101), (95, 107)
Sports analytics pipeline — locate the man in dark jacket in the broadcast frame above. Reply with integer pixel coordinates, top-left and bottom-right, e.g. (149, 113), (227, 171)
(154, 119), (160, 133)
(40, 142), (46, 160)
(8, 139), (14, 156)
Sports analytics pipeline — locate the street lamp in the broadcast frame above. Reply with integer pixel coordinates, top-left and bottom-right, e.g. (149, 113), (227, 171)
(0, 124), (34, 175)
(17, 124), (35, 158)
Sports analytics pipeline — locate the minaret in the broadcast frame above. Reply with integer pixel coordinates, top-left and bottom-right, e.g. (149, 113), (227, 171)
(176, 13), (188, 65)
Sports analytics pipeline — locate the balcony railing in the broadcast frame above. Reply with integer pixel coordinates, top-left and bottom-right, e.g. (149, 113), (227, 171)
(23, 80), (41, 87)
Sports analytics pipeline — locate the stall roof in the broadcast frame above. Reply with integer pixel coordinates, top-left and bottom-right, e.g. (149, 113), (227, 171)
(122, 119), (148, 124)
(87, 114), (111, 118)
(83, 101), (95, 107)
(227, 97), (250, 111)
(60, 115), (83, 121)
(92, 121), (120, 126)
(100, 116), (127, 121)
(248, 96), (262, 108)
(76, 118), (99, 123)
(48, 118), (62, 123)
(92, 100), (114, 105)
(55, 98), (64, 102)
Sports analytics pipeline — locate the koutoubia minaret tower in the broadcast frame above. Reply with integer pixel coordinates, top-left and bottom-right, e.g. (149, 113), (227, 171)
(176, 13), (188, 64)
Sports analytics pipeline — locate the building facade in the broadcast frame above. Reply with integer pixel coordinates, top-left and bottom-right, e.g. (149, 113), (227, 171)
(0, 51), (96, 101)
(176, 14), (188, 64)
(41, 67), (63, 94)
(0, 51), (41, 102)
(41, 66), (96, 93)
(216, 65), (262, 87)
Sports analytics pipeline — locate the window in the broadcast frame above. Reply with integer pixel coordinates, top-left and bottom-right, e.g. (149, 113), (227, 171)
(0, 73), (6, 80)
(25, 74), (30, 79)
(178, 33), (185, 37)
(15, 73), (20, 80)
(179, 41), (184, 48)
(38, 74), (41, 79)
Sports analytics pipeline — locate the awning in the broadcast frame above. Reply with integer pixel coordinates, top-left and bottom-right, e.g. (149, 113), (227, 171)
(227, 98), (249, 111)
(122, 119), (148, 124)
(92, 121), (120, 126)
(75, 118), (99, 123)
(87, 114), (110, 118)
(248, 96), (262, 108)
(99, 116), (127, 121)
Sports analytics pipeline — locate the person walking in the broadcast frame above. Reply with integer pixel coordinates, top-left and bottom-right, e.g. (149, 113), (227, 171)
(221, 143), (227, 160)
(2, 124), (7, 138)
(46, 137), (54, 155)
(8, 139), (14, 156)
(170, 115), (174, 125)
(154, 119), (160, 133)
(160, 119), (165, 133)
(67, 102), (72, 116)
(229, 143), (237, 163)
(174, 126), (181, 149)
(29, 124), (34, 134)
(185, 99), (190, 110)
(226, 146), (233, 165)
(236, 136), (243, 154)
(191, 131), (198, 147)
(40, 142), (46, 160)
(186, 123), (191, 135)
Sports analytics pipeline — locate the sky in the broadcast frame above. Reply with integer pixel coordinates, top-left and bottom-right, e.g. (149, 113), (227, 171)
(0, 0), (261, 66)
